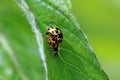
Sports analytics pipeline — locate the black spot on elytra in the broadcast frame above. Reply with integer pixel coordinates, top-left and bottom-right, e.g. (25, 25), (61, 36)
(51, 34), (54, 37)
(52, 36), (57, 41)
(58, 39), (62, 42)
(46, 32), (49, 35)
(53, 44), (55, 47)
(57, 36), (60, 39)
(52, 31), (54, 34)
(48, 28), (50, 30)
(56, 30), (58, 33)
(56, 27), (59, 30)
(58, 33), (63, 38)
(52, 43), (57, 48)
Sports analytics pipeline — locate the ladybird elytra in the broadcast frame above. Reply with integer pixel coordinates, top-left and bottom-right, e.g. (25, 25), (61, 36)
(46, 26), (63, 56)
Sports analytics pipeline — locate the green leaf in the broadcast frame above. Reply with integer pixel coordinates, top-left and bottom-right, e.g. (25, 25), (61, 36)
(0, 0), (109, 80)
(0, 0), (45, 80)
(19, 0), (108, 80)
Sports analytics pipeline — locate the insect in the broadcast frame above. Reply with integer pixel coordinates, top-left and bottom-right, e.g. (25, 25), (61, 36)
(46, 26), (63, 56)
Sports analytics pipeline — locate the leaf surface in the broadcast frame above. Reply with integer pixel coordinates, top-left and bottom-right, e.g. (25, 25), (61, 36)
(23, 0), (108, 80)
(0, 0), (109, 80)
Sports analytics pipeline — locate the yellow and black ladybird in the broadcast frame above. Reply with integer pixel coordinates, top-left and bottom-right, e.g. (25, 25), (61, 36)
(46, 26), (63, 56)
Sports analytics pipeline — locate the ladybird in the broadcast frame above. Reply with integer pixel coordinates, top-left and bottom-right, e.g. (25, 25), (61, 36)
(46, 26), (63, 56)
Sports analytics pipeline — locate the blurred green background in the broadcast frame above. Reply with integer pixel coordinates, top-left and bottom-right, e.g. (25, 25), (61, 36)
(0, 0), (120, 80)
(72, 0), (120, 80)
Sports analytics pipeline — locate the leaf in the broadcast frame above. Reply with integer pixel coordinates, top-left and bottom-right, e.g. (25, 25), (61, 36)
(0, 0), (109, 80)
(17, 0), (108, 80)
(0, 0), (45, 80)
